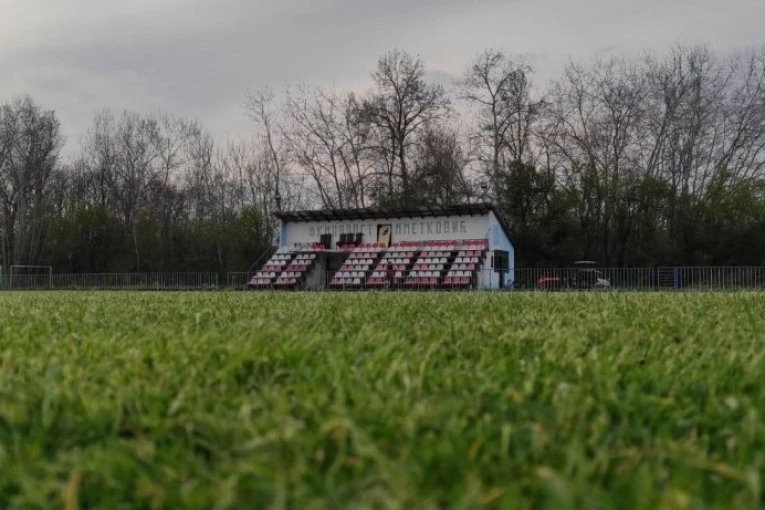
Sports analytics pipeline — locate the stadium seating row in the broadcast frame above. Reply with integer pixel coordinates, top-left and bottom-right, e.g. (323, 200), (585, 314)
(447, 270), (474, 277)
(377, 264), (407, 271)
(257, 250), (297, 275)
(254, 238), (488, 289)
(352, 243), (387, 251)
(418, 257), (449, 264)
(345, 258), (377, 265)
(339, 266), (372, 274)
(412, 264), (446, 271)
(344, 237), (487, 287)
(394, 239), (487, 249)
(331, 278), (364, 286)
(331, 273), (476, 288)
(408, 271), (442, 278)
(262, 259), (288, 267)
(285, 239), (487, 253)
(420, 251), (455, 258)
(334, 271), (367, 279)
(250, 248), (318, 288)
(381, 257), (414, 265)
(390, 241), (425, 248)
(382, 250), (416, 258)
(370, 270), (387, 279)
(405, 278), (439, 286)
(443, 277), (472, 286)
(279, 271), (306, 279)
(349, 252), (379, 259)
(340, 264), (373, 270)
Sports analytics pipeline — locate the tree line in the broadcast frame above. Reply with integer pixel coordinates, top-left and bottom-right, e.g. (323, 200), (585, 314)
(1, 43), (764, 273)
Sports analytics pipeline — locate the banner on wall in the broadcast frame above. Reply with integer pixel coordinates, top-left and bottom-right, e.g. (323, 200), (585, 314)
(377, 224), (392, 247)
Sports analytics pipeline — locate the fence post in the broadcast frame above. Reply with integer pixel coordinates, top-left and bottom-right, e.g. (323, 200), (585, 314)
(673, 267), (680, 290)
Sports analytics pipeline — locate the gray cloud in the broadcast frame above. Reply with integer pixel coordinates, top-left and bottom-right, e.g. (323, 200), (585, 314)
(1, 0), (763, 152)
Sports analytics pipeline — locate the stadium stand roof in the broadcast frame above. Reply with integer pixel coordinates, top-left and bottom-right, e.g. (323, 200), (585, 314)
(275, 203), (497, 222)
(275, 203), (513, 243)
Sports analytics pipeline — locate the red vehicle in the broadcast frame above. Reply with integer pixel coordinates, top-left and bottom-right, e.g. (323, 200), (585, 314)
(536, 275), (565, 290)
(536, 261), (611, 291)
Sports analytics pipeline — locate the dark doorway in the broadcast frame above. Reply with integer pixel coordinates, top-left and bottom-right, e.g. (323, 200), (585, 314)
(494, 250), (509, 289)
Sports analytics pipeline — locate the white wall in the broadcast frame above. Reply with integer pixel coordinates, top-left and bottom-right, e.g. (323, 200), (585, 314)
(483, 211), (516, 290)
(283, 214), (491, 246)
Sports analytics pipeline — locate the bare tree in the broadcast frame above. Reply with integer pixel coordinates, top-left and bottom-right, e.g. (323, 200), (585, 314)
(410, 125), (471, 205)
(79, 110), (120, 209)
(0, 96), (63, 267)
(719, 47), (765, 181)
(245, 89), (289, 209)
(544, 55), (649, 262)
(361, 50), (451, 205)
(146, 114), (192, 270)
(115, 113), (161, 269)
(463, 50), (543, 193)
(638, 45), (765, 262)
(283, 85), (372, 209)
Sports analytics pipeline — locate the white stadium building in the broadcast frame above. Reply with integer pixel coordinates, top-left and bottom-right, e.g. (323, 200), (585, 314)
(248, 204), (515, 290)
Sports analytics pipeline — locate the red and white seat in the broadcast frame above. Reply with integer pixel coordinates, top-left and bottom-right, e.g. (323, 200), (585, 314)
(367, 265), (394, 287)
(405, 242), (459, 286)
(441, 239), (488, 288)
(405, 270), (439, 287)
(250, 249), (319, 289)
(329, 270), (365, 287)
(249, 251), (296, 287)
(377, 243), (420, 281)
(443, 270), (473, 287)
(330, 246), (384, 287)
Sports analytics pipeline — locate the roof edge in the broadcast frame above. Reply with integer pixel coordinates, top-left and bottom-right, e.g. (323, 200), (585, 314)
(274, 203), (498, 222)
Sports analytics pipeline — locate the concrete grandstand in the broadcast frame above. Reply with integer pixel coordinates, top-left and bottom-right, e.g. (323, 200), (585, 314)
(249, 203), (515, 290)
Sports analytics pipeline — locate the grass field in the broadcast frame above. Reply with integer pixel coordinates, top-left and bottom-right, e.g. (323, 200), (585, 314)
(1, 291), (764, 509)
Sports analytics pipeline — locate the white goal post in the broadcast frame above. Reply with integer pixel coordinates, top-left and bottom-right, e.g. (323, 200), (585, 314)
(10, 265), (53, 289)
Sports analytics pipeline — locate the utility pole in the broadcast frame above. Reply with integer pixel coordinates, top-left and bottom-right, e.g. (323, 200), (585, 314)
(274, 188), (282, 212)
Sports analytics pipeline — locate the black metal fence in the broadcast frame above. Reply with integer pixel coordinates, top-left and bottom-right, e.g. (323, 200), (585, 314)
(513, 266), (765, 291)
(1, 267), (765, 291)
(0, 272), (220, 291)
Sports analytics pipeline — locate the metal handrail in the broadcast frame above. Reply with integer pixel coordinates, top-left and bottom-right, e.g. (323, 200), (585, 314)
(246, 247), (277, 274)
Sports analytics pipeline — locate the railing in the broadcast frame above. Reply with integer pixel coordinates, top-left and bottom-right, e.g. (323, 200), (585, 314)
(0, 272), (220, 290)
(1, 266), (765, 291)
(513, 267), (660, 291)
(249, 266), (765, 292)
(226, 272), (256, 289)
(514, 266), (765, 291)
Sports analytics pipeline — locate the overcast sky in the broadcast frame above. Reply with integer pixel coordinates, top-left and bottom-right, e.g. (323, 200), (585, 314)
(2, 0), (764, 153)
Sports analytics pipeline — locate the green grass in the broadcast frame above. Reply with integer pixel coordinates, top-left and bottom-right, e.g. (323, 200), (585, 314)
(1, 291), (764, 509)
